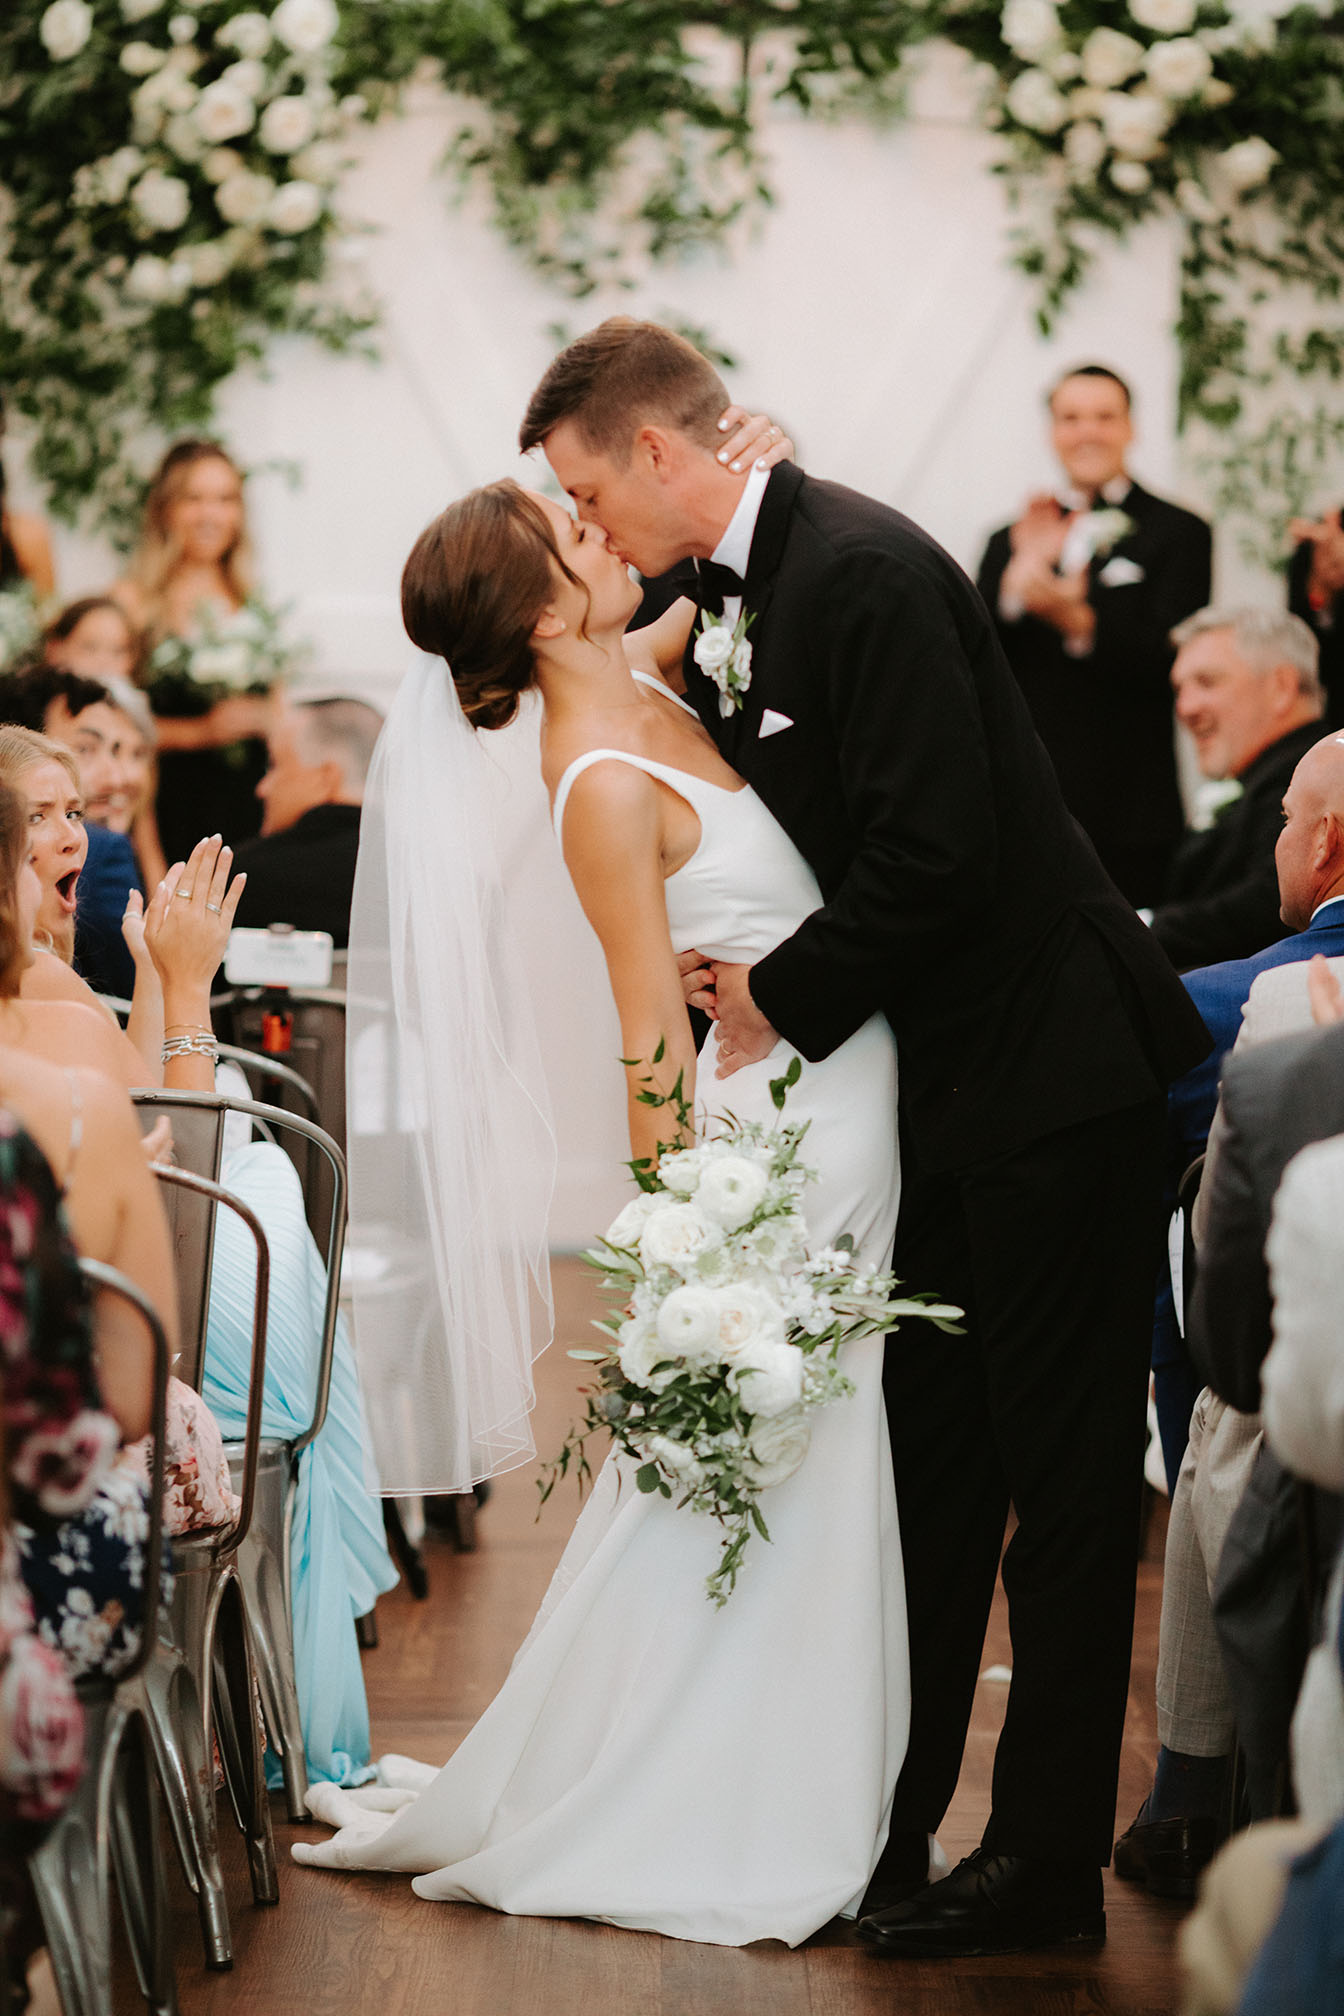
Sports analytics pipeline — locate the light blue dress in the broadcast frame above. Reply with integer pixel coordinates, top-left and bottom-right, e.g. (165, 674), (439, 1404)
(201, 1141), (398, 1788)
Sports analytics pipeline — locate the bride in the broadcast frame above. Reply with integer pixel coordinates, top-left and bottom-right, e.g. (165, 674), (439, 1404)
(297, 472), (911, 1948)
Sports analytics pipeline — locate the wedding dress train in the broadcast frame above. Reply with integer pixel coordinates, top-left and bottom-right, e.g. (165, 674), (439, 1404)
(296, 675), (908, 1946)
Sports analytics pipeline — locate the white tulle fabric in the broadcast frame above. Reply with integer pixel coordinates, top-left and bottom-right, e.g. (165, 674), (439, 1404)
(302, 679), (910, 1946)
(344, 652), (556, 1494)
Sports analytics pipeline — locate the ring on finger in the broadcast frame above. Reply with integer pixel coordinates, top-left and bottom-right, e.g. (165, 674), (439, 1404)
(205, 901), (222, 913)
(174, 888), (195, 901)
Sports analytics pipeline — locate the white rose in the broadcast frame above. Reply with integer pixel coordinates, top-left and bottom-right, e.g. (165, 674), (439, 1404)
(1063, 119), (1107, 171)
(639, 1202), (721, 1275)
(1000, 0), (1060, 61)
(220, 57), (267, 98)
(216, 9), (271, 56)
(1004, 67), (1069, 133)
(745, 1408), (812, 1489)
(655, 1285), (723, 1360)
(39, 0), (92, 59)
(733, 1340), (805, 1419)
(1081, 27), (1146, 87)
(194, 78), (256, 143)
(1099, 89), (1171, 158)
(1219, 136), (1279, 192)
(184, 237), (233, 286)
(290, 139), (342, 183)
(125, 252), (189, 303)
(655, 1149), (704, 1196)
(265, 179), (323, 234)
(643, 1434), (705, 1487)
(259, 94), (317, 153)
(271, 0), (339, 53)
(131, 168), (191, 232)
(1174, 175), (1222, 223)
(122, 0), (164, 16)
(616, 1320), (673, 1390)
(1110, 158), (1152, 193)
(603, 1190), (659, 1251)
(1144, 36), (1213, 98)
(712, 1283), (787, 1364)
(693, 624), (736, 673)
(202, 146), (243, 183)
(120, 39), (166, 74)
(696, 1155), (770, 1230)
(214, 169), (273, 224)
(1128, 0), (1195, 28)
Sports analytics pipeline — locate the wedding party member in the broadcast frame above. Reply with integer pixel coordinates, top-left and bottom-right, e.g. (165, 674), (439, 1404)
(1288, 503), (1344, 727)
(42, 595), (141, 687)
(232, 696), (383, 948)
(110, 438), (271, 862)
(977, 365), (1211, 908)
(1151, 609), (1325, 971)
(518, 320), (1210, 1957)
(0, 392), (55, 601)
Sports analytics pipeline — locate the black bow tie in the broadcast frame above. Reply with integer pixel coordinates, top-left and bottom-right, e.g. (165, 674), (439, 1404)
(695, 559), (746, 609)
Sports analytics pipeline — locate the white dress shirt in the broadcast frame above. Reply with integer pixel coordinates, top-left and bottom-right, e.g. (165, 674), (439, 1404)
(707, 459), (771, 627)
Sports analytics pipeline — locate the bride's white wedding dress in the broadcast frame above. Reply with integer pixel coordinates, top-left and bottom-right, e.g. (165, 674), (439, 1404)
(296, 674), (907, 1947)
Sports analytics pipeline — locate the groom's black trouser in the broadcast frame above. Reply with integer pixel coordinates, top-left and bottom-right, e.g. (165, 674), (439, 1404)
(884, 1095), (1166, 1867)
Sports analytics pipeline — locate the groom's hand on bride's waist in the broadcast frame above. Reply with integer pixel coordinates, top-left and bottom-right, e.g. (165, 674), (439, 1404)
(677, 949), (718, 1017)
(712, 963), (780, 1077)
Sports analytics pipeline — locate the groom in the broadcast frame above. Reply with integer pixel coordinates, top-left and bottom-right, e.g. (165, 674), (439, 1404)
(521, 321), (1210, 1958)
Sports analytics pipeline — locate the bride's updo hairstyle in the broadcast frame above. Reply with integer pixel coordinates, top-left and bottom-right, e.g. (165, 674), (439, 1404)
(401, 480), (590, 732)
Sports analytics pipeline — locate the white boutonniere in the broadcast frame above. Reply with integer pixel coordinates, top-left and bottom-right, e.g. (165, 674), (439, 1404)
(1191, 776), (1245, 831)
(1080, 507), (1135, 561)
(693, 607), (754, 718)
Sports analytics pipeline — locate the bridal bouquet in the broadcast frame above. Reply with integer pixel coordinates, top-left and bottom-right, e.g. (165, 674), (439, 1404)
(144, 596), (298, 716)
(542, 1056), (962, 1605)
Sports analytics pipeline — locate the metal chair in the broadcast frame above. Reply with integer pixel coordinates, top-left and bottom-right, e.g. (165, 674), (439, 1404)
(131, 1163), (277, 1970)
(216, 988), (347, 1240)
(28, 1259), (175, 2016)
(133, 1089), (347, 1827)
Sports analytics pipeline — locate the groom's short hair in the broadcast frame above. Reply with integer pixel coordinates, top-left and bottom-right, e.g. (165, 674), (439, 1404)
(519, 318), (729, 464)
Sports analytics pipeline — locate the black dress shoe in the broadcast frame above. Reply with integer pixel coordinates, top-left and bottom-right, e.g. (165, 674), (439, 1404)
(1113, 1804), (1221, 1900)
(858, 1828), (932, 1918)
(856, 1849), (1105, 1959)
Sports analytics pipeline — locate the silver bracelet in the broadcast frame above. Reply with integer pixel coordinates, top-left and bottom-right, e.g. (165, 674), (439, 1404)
(161, 1033), (219, 1063)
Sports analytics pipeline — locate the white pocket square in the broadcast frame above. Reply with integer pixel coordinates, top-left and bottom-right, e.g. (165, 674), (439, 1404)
(1098, 555), (1145, 587)
(759, 708), (793, 739)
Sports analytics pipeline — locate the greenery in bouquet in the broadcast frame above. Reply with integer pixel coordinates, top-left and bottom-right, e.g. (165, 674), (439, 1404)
(143, 593), (296, 716)
(0, 0), (374, 532)
(0, 585), (44, 673)
(541, 1053), (963, 1607)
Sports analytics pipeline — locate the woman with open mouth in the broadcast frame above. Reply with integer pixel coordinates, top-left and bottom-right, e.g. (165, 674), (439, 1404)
(5, 730), (86, 963)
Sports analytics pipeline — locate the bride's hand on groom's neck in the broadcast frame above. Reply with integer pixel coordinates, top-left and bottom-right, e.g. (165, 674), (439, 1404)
(715, 407), (794, 478)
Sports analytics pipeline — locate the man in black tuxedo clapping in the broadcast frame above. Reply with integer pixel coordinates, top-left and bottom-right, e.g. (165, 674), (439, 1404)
(978, 366), (1212, 909)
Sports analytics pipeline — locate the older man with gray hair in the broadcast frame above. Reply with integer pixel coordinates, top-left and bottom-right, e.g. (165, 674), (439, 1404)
(1151, 608), (1325, 971)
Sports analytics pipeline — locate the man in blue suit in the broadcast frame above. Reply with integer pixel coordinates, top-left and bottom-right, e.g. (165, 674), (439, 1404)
(1155, 728), (1344, 1486)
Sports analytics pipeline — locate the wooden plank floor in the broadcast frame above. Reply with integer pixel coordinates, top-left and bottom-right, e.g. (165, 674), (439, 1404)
(165, 1258), (1184, 2016)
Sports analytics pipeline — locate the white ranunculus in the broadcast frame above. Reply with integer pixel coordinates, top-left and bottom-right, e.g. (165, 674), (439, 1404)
(603, 1190), (660, 1251)
(265, 179), (323, 234)
(120, 39), (166, 74)
(657, 1149), (705, 1196)
(617, 1321), (673, 1390)
(712, 1283), (787, 1364)
(214, 169), (274, 224)
(122, 0), (164, 16)
(271, 0), (339, 53)
(1081, 26), (1146, 87)
(131, 168), (191, 232)
(202, 146), (243, 183)
(125, 252), (189, 302)
(194, 78), (256, 142)
(1000, 0), (1060, 62)
(184, 237), (233, 287)
(39, 0), (92, 59)
(1174, 175), (1222, 223)
(639, 1202), (722, 1276)
(1004, 66), (1068, 132)
(1099, 88), (1171, 158)
(217, 8), (271, 56)
(1063, 119), (1107, 171)
(259, 93), (317, 153)
(1129, 0), (1195, 29)
(290, 139), (342, 183)
(655, 1285), (722, 1360)
(1144, 36), (1213, 98)
(734, 1340), (805, 1420)
(745, 1408), (812, 1489)
(643, 1434), (705, 1487)
(693, 623), (736, 673)
(696, 1155), (770, 1230)
(1219, 136), (1278, 191)
(1110, 158), (1152, 193)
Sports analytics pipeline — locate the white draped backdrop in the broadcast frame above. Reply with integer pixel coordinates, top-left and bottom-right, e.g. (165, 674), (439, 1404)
(14, 47), (1268, 1241)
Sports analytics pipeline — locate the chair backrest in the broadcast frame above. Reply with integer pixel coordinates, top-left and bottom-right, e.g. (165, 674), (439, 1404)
(76, 1257), (170, 1686)
(135, 1088), (346, 1454)
(216, 991), (348, 1240)
(147, 1164), (270, 1548)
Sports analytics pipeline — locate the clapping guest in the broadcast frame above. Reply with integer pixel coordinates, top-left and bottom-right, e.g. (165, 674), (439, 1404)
(1149, 609), (1326, 970)
(1288, 504), (1344, 727)
(977, 365), (1212, 907)
(110, 438), (271, 862)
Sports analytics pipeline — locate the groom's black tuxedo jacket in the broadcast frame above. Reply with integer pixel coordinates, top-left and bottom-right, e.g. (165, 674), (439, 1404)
(681, 464), (1211, 1178)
